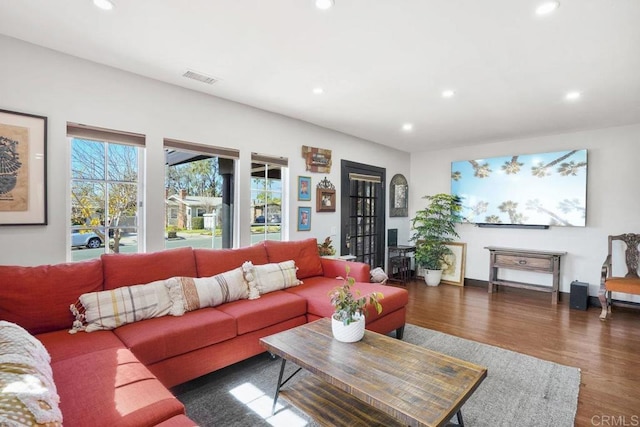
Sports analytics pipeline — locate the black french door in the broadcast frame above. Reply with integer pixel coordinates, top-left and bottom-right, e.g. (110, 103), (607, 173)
(340, 160), (386, 269)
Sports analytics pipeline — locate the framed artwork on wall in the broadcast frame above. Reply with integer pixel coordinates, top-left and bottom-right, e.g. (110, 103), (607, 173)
(317, 189), (336, 212)
(298, 176), (311, 201)
(316, 176), (336, 212)
(297, 207), (311, 231)
(441, 242), (467, 286)
(390, 173), (408, 217)
(0, 109), (48, 226)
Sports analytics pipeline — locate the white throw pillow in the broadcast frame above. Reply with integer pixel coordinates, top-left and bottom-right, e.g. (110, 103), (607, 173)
(242, 260), (302, 296)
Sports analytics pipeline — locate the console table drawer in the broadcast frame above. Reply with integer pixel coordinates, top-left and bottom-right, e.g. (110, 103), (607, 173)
(494, 254), (552, 271)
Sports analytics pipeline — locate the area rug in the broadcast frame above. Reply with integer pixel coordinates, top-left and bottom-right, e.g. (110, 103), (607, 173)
(174, 324), (580, 427)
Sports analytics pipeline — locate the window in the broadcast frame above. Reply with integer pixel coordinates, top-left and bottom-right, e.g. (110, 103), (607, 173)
(164, 139), (238, 249)
(251, 153), (287, 244)
(67, 123), (144, 262)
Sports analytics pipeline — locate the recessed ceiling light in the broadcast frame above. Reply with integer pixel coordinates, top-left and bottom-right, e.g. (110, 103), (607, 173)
(315, 0), (334, 10)
(442, 90), (455, 98)
(565, 91), (581, 101)
(93, 0), (115, 10)
(312, 87), (324, 95)
(536, 1), (559, 15)
(402, 123), (414, 132)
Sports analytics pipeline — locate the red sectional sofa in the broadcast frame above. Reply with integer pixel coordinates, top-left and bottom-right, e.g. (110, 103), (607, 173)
(0, 238), (408, 427)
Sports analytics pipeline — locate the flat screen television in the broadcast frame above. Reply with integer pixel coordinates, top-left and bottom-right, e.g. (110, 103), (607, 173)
(451, 149), (587, 227)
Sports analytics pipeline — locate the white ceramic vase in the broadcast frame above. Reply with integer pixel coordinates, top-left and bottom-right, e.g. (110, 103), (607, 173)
(424, 269), (443, 286)
(331, 315), (365, 343)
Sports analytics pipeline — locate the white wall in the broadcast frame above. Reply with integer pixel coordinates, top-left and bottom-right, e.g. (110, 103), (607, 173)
(410, 123), (640, 300)
(0, 35), (411, 266)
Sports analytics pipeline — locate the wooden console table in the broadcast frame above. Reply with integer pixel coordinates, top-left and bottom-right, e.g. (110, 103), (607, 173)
(485, 247), (566, 305)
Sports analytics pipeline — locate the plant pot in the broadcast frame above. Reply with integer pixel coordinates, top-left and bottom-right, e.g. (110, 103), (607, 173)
(424, 269), (443, 286)
(331, 316), (365, 342)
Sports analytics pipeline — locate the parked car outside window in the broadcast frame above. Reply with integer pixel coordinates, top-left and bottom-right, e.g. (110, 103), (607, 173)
(71, 230), (103, 249)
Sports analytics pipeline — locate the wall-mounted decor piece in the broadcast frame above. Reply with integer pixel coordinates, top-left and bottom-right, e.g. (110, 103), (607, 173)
(441, 242), (466, 286)
(0, 109), (47, 226)
(302, 145), (332, 173)
(390, 173), (408, 217)
(316, 177), (336, 212)
(451, 149), (587, 227)
(297, 206), (311, 231)
(298, 176), (311, 201)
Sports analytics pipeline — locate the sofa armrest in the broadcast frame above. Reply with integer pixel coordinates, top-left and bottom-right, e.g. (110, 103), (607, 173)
(320, 258), (370, 282)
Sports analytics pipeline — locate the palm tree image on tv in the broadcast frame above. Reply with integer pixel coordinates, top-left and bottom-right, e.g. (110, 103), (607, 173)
(451, 149), (587, 226)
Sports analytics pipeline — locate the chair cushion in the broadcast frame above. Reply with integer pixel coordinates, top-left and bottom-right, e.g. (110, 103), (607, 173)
(605, 277), (640, 294)
(194, 244), (269, 277)
(101, 247), (197, 290)
(263, 238), (323, 279)
(113, 308), (236, 365)
(216, 291), (307, 335)
(0, 259), (103, 335)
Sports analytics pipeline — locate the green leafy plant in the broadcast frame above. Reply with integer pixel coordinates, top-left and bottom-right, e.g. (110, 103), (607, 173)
(329, 266), (383, 325)
(410, 193), (463, 270)
(317, 236), (336, 256)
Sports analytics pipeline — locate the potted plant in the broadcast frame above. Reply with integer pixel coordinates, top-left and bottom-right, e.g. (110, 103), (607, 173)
(329, 267), (384, 342)
(410, 193), (462, 286)
(317, 236), (337, 257)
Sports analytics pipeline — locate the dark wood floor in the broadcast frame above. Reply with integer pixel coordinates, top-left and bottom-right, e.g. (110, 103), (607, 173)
(398, 280), (640, 427)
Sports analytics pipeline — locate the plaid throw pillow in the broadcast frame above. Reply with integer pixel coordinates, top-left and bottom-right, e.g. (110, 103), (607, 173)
(69, 279), (177, 333)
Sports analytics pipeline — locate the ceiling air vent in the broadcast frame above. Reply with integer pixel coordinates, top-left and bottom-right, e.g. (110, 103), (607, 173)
(182, 70), (218, 85)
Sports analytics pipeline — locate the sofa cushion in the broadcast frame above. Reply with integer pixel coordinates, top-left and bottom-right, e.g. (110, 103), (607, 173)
(242, 260), (302, 296)
(166, 267), (251, 314)
(216, 291), (307, 335)
(194, 244), (269, 277)
(36, 329), (125, 364)
(101, 247), (197, 290)
(70, 279), (178, 333)
(263, 238), (323, 279)
(285, 276), (409, 324)
(0, 321), (62, 427)
(0, 259), (103, 335)
(114, 308), (236, 366)
(52, 347), (185, 427)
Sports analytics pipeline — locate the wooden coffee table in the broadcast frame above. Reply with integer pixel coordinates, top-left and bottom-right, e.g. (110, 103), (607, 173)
(260, 318), (487, 427)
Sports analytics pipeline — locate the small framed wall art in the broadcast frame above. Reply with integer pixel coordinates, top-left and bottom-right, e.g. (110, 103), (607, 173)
(316, 177), (336, 212)
(298, 176), (311, 201)
(0, 108), (48, 226)
(297, 206), (311, 231)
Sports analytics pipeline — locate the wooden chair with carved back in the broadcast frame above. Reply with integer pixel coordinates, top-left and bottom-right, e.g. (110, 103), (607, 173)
(599, 233), (640, 320)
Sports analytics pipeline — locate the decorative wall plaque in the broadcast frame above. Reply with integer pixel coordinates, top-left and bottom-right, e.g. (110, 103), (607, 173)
(302, 145), (332, 173)
(390, 174), (408, 217)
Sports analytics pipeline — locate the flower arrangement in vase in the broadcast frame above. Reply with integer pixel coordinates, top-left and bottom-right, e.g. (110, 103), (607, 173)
(329, 266), (383, 342)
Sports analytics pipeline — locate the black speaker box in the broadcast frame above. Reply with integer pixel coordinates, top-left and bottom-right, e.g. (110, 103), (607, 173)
(388, 228), (398, 247)
(570, 281), (589, 311)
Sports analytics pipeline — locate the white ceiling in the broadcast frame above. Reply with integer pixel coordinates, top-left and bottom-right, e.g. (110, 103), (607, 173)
(1, 0), (639, 153)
